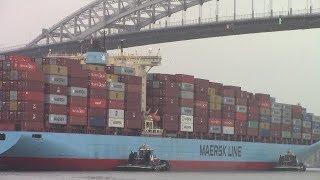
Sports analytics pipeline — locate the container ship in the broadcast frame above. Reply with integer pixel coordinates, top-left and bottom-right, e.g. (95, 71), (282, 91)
(0, 49), (320, 171)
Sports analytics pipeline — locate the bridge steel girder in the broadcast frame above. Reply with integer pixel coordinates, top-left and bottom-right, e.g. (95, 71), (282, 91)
(3, 14), (320, 57)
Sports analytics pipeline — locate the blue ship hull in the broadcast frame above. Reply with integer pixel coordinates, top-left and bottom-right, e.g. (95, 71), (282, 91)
(0, 131), (318, 171)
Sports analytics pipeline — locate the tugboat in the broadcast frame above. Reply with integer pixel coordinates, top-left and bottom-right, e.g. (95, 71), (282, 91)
(115, 144), (170, 171)
(273, 151), (306, 171)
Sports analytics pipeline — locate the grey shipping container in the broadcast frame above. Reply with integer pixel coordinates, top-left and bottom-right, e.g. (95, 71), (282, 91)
(292, 133), (301, 139)
(179, 91), (194, 99)
(302, 133), (311, 140)
(282, 117), (292, 125)
(272, 103), (282, 109)
(152, 81), (160, 88)
(10, 70), (18, 80)
(223, 97), (235, 105)
(303, 121), (312, 128)
(179, 83), (194, 92)
(10, 91), (17, 101)
(45, 94), (68, 105)
(69, 87), (88, 97)
(180, 107), (194, 116)
(271, 109), (282, 117)
(271, 117), (282, 123)
(108, 82), (125, 92)
(114, 66), (135, 76)
(209, 126), (221, 134)
(45, 75), (68, 86)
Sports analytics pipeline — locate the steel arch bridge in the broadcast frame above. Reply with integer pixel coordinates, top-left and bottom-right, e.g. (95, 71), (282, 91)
(2, 0), (320, 56)
(29, 0), (213, 47)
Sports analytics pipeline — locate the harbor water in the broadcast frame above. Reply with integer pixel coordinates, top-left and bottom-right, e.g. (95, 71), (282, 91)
(0, 169), (319, 180)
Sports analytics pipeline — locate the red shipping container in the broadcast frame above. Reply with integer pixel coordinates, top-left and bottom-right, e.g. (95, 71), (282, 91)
(270, 123), (281, 131)
(17, 102), (44, 112)
(125, 111), (143, 129)
(17, 111), (44, 122)
(222, 111), (235, 119)
(209, 110), (222, 118)
(235, 122), (247, 135)
(223, 88), (235, 97)
(9, 55), (34, 63)
(209, 82), (223, 96)
(152, 74), (174, 82)
(236, 98), (247, 106)
(247, 128), (259, 136)
(0, 122), (16, 131)
(119, 75), (142, 85)
(89, 98), (106, 108)
(194, 108), (208, 117)
(69, 97), (87, 106)
(235, 112), (247, 121)
(162, 114), (179, 131)
(126, 84), (142, 93)
(89, 81), (107, 89)
(152, 97), (178, 106)
(69, 116), (88, 126)
(248, 106), (259, 114)
(18, 81), (44, 91)
(108, 100), (125, 109)
(69, 106), (87, 117)
(222, 119), (234, 127)
(88, 108), (106, 117)
(21, 91), (44, 102)
(21, 121), (44, 131)
(10, 61), (37, 71)
(69, 77), (88, 87)
(19, 71), (44, 82)
(45, 104), (67, 115)
(152, 88), (177, 98)
(158, 105), (180, 115)
(45, 85), (68, 95)
(248, 113), (259, 121)
(89, 71), (107, 80)
(69, 69), (89, 78)
(281, 124), (292, 131)
(1, 81), (19, 91)
(175, 74), (194, 83)
(195, 101), (208, 109)
(179, 99), (193, 108)
(194, 122), (208, 133)
(89, 89), (106, 98)
(209, 118), (222, 126)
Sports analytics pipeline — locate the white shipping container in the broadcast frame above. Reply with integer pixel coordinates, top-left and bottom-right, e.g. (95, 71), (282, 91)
(292, 119), (302, 126)
(222, 126), (234, 135)
(108, 82), (125, 92)
(180, 122), (193, 132)
(69, 87), (88, 97)
(45, 75), (68, 86)
(108, 118), (124, 128)
(180, 115), (193, 124)
(313, 116), (320, 122)
(271, 109), (282, 117)
(179, 91), (194, 99)
(302, 133), (312, 140)
(282, 118), (292, 125)
(282, 104), (292, 110)
(48, 114), (67, 125)
(108, 109), (124, 119)
(223, 97), (235, 105)
(10, 91), (17, 101)
(45, 94), (68, 105)
(272, 103), (282, 109)
(236, 105), (247, 113)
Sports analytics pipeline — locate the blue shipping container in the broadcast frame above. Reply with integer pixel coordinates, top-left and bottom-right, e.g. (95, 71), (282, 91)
(89, 117), (106, 127)
(259, 116), (272, 123)
(292, 126), (301, 133)
(304, 113), (313, 122)
(85, 52), (107, 65)
(313, 122), (320, 129)
(259, 129), (271, 137)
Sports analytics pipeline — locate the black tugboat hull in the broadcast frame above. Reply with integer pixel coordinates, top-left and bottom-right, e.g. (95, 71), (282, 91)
(273, 166), (306, 172)
(115, 165), (155, 171)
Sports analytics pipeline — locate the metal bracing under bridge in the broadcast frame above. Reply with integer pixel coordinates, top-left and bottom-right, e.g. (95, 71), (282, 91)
(1, 0), (320, 57)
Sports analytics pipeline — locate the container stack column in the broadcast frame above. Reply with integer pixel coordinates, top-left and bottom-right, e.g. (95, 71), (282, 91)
(235, 91), (249, 141)
(302, 113), (313, 144)
(270, 101), (282, 143)
(208, 82), (223, 140)
(247, 95), (259, 141)
(281, 104), (293, 143)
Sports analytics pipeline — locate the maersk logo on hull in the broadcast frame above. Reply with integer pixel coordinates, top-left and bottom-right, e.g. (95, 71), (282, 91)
(200, 145), (242, 157)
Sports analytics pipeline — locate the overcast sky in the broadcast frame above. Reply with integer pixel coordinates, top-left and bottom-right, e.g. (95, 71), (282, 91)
(1, 0), (320, 115)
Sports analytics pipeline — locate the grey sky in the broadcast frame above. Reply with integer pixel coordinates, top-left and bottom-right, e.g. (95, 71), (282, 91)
(0, 0), (320, 115)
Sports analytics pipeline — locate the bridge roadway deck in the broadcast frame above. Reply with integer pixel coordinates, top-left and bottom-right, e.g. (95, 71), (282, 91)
(2, 13), (320, 57)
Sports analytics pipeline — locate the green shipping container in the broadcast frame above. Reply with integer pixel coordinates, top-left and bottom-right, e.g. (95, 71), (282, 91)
(248, 121), (259, 129)
(282, 131), (292, 138)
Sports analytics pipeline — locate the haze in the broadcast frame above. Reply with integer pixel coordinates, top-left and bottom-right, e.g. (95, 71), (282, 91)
(0, 0), (320, 114)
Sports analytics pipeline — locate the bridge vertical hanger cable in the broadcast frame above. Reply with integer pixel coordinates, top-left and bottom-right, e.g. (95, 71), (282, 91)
(216, 0), (219, 21)
(252, 0), (254, 18)
(288, 0), (292, 15)
(270, 0), (273, 17)
(199, 0), (203, 24)
(233, 0), (236, 20)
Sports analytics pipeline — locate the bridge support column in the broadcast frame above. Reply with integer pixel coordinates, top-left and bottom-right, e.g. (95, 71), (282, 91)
(233, 0), (236, 20)
(215, 0), (219, 22)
